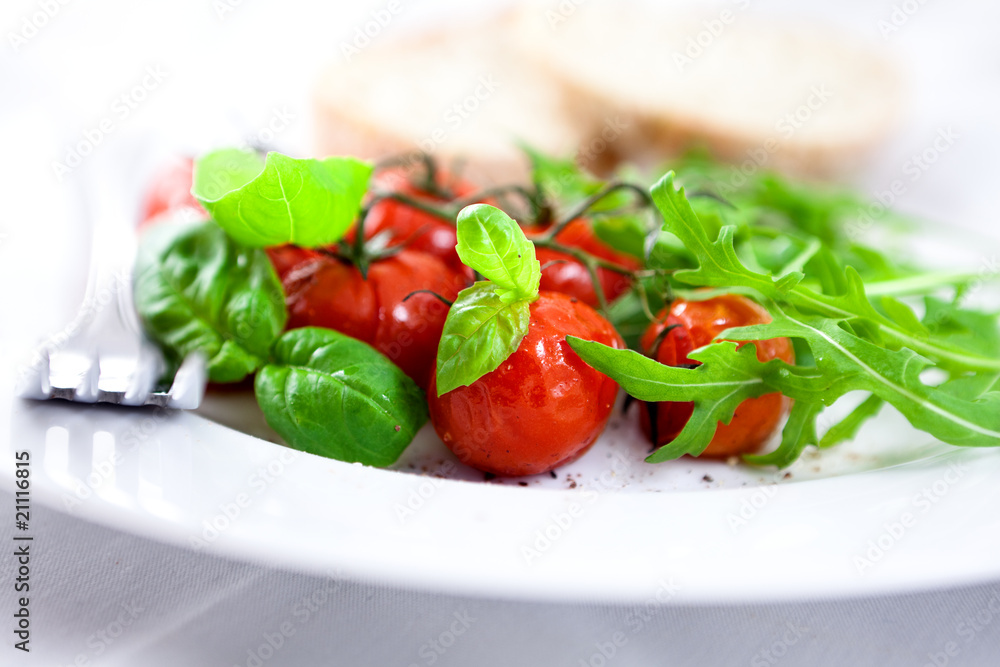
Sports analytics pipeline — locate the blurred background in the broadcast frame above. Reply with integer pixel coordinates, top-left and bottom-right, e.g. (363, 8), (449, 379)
(2, 0), (999, 348)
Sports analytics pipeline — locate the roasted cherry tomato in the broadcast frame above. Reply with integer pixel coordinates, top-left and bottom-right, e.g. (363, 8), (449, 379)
(353, 167), (481, 274)
(428, 292), (625, 476)
(639, 295), (794, 457)
(266, 245), (322, 282)
(523, 220), (639, 308)
(139, 157), (204, 229)
(280, 249), (468, 390)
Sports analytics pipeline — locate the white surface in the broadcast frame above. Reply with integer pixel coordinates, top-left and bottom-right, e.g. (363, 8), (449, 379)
(2, 0), (1000, 663)
(3, 360), (1000, 605)
(4, 499), (1000, 667)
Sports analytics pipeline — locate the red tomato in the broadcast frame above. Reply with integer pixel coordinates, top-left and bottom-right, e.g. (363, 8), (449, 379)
(355, 168), (481, 274)
(280, 249), (468, 390)
(639, 295), (795, 458)
(428, 292), (625, 476)
(139, 157), (205, 229)
(266, 245), (322, 282)
(524, 220), (639, 308)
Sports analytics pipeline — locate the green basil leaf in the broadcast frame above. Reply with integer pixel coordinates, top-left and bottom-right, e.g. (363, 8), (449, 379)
(134, 221), (287, 383)
(190, 148), (264, 201)
(255, 327), (427, 467)
(192, 148), (372, 248)
(455, 204), (540, 304)
(436, 282), (531, 395)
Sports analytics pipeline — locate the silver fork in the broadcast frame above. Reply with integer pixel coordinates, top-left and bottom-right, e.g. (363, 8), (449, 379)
(15, 143), (205, 409)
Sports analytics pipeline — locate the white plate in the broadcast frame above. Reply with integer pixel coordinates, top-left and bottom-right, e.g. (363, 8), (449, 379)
(3, 246), (1000, 604)
(3, 134), (999, 604)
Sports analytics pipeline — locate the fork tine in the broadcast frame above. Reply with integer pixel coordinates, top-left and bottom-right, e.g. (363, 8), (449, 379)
(120, 342), (165, 406)
(73, 352), (101, 403)
(15, 348), (51, 400)
(165, 353), (206, 410)
(46, 347), (98, 403)
(18, 142), (208, 410)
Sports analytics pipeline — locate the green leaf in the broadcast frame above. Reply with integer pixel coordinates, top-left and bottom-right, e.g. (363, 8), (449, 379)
(436, 282), (531, 395)
(592, 214), (649, 260)
(879, 296), (929, 337)
(134, 221), (287, 383)
(818, 394), (884, 449)
(567, 338), (777, 459)
(523, 145), (622, 212)
(192, 148), (372, 248)
(921, 297), (1000, 359)
(605, 287), (664, 351)
(651, 171), (1000, 373)
(649, 172), (803, 295)
(455, 204), (540, 303)
(724, 303), (1000, 447)
(744, 400), (821, 468)
(255, 328), (427, 467)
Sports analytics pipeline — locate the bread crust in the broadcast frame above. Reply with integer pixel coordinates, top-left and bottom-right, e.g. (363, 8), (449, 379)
(313, 4), (903, 182)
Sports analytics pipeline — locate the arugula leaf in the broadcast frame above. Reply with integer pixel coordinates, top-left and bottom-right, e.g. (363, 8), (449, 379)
(255, 327), (427, 467)
(921, 296), (1000, 358)
(566, 338), (777, 459)
(436, 282), (531, 395)
(725, 304), (1000, 447)
(574, 303), (1000, 465)
(134, 221), (286, 383)
(456, 204), (540, 303)
(523, 146), (617, 212)
(563, 157), (1000, 467)
(192, 148), (372, 248)
(592, 214), (649, 260)
(743, 400), (821, 467)
(664, 150), (892, 249)
(651, 172), (1000, 373)
(649, 173), (804, 296)
(818, 394), (884, 449)
(604, 287), (665, 351)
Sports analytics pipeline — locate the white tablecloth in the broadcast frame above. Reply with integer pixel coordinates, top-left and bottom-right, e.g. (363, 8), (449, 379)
(4, 494), (999, 667)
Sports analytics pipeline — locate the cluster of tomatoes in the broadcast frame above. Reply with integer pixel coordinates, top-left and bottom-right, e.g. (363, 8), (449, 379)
(141, 157), (792, 476)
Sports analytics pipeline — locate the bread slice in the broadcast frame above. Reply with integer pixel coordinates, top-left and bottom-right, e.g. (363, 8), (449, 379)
(313, 14), (589, 185)
(514, 2), (902, 175)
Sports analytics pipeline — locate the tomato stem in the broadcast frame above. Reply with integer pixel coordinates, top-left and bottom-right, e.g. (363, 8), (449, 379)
(633, 278), (662, 323)
(647, 323), (682, 358)
(450, 184), (550, 223)
(371, 191), (456, 223)
(374, 151), (451, 199)
(687, 190), (737, 209)
(532, 238), (635, 275)
(541, 181), (655, 241)
(402, 289), (454, 307)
